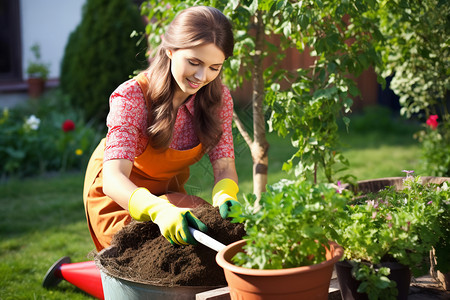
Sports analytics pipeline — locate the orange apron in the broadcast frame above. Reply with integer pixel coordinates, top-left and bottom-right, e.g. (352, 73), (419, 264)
(83, 73), (204, 251)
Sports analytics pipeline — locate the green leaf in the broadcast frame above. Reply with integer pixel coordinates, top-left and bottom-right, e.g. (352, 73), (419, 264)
(376, 276), (393, 289)
(348, 84), (360, 97)
(342, 116), (350, 127)
(248, 0), (258, 15)
(283, 22), (292, 38)
(357, 281), (369, 293)
(271, 83), (280, 92)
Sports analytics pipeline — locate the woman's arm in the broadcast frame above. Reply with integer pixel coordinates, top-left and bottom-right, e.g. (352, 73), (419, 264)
(103, 158), (208, 244)
(211, 157), (238, 184)
(103, 158), (138, 210)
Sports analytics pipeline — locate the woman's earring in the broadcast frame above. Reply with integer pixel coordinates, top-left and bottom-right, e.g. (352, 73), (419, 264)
(166, 50), (172, 58)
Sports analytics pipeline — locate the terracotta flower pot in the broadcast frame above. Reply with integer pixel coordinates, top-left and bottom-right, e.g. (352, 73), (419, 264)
(335, 260), (411, 300)
(27, 77), (46, 98)
(216, 240), (344, 300)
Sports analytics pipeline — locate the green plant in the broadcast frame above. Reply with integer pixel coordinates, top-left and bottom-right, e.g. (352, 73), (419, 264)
(414, 115), (450, 177)
(333, 173), (449, 298)
(351, 262), (398, 299)
(378, 0), (449, 120)
(26, 43), (50, 80)
(60, 0), (147, 124)
(230, 178), (347, 269)
(0, 91), (102, 179)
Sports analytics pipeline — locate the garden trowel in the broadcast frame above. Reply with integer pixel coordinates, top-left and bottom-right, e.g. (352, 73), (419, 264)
(188, 226), (226, 252)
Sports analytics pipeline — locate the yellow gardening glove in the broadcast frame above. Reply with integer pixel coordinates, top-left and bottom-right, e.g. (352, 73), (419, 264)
(129, 188), (207, 245)
(212, 178), (240, 218)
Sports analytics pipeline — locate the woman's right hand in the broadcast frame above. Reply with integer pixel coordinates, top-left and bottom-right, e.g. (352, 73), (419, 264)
(129, 188), (207, 245)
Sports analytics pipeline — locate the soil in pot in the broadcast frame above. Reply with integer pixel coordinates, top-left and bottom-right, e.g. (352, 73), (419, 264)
(96, 204), (245, 287)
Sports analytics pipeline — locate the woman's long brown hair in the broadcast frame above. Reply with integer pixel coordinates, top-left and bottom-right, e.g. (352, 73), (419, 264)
(143, 6), (234, 152)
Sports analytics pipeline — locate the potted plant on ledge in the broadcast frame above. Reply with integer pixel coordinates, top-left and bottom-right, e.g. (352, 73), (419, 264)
(216, 179), (347, 300)
(26, 43), (50, 98)
(332, 173), (449, 300)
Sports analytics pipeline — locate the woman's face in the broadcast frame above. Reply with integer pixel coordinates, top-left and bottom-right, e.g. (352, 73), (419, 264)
(167, 43), (225, 99)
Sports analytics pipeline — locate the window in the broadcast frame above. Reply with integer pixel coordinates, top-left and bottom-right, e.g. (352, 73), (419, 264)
(0, 0), (22, 82)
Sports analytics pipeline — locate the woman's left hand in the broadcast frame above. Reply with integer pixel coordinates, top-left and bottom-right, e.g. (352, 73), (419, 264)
(211, 158), (240, 218)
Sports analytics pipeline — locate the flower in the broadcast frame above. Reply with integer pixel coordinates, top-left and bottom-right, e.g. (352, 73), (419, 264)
(426, 114), (439, 130)
(25, 115), (40, 130)
(402, 169), (414, 177)
(75, 149), (83, 156)
(336, 181), (344, 194)
(62, 119), (75, 132)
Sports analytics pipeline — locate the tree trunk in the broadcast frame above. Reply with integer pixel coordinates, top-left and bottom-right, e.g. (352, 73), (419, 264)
(251, 11), (269, 200)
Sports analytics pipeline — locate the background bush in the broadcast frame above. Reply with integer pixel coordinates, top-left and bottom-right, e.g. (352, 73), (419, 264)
(60, 0), (147, 124)
(0, 91), (102, 179)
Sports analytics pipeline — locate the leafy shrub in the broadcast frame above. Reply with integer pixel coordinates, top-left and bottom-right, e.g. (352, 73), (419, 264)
(415, 115), (450, 177)
(0, 91), (102, 179)
(60, 0), (147, 124)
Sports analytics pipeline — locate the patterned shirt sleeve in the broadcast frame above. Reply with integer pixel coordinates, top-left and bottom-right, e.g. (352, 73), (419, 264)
(104, 79), (148, 162)
(208, 85), (235, 162)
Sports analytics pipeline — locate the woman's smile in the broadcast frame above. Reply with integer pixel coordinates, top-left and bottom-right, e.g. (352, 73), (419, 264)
(186, 78), (201, 89)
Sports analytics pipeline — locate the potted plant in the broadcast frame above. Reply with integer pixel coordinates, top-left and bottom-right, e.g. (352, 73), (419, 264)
(26, 43), (50, 98)
(216, 179), (346, 300)
(332, 173), (449, 300)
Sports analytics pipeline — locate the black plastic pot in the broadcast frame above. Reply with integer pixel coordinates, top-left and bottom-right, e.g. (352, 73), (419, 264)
(335, 260), (411, 300)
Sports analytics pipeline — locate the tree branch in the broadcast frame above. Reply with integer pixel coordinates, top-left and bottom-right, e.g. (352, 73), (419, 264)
(233, 110), (253, 148)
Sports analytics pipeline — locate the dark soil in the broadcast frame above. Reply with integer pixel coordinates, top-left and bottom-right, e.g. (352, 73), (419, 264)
(96, 205), (245, 287)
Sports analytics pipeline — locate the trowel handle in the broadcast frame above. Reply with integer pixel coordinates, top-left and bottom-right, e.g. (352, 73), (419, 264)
(188, 226), (226, 252)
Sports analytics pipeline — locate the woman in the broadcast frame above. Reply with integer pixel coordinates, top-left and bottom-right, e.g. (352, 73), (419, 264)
(83, 6), (240, 251)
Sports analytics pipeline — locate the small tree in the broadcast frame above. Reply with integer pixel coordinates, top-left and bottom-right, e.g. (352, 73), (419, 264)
(142, 0), (384, 198)
(377, 0), (449, 176)
(60, 0), (147, 124)
(378, 0), (449, 119)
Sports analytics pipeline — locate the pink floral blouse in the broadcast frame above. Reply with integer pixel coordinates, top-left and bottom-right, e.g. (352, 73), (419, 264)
(104, 78), (235, 163)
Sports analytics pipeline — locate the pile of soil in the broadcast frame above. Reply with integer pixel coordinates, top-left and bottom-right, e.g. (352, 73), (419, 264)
(96, 205), (245, 287)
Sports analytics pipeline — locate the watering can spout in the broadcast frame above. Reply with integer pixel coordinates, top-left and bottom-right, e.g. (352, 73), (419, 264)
(42, 256), (104, 300)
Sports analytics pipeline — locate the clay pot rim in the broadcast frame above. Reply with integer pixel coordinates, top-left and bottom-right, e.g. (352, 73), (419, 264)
(337, 259), (411, 271)
(216, 239), (344, 276)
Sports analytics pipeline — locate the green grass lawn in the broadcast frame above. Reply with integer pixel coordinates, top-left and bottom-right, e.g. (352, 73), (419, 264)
(0, 107), (423, 299)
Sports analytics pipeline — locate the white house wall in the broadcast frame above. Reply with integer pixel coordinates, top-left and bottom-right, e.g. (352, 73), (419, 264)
(20, 0), (85, 80)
